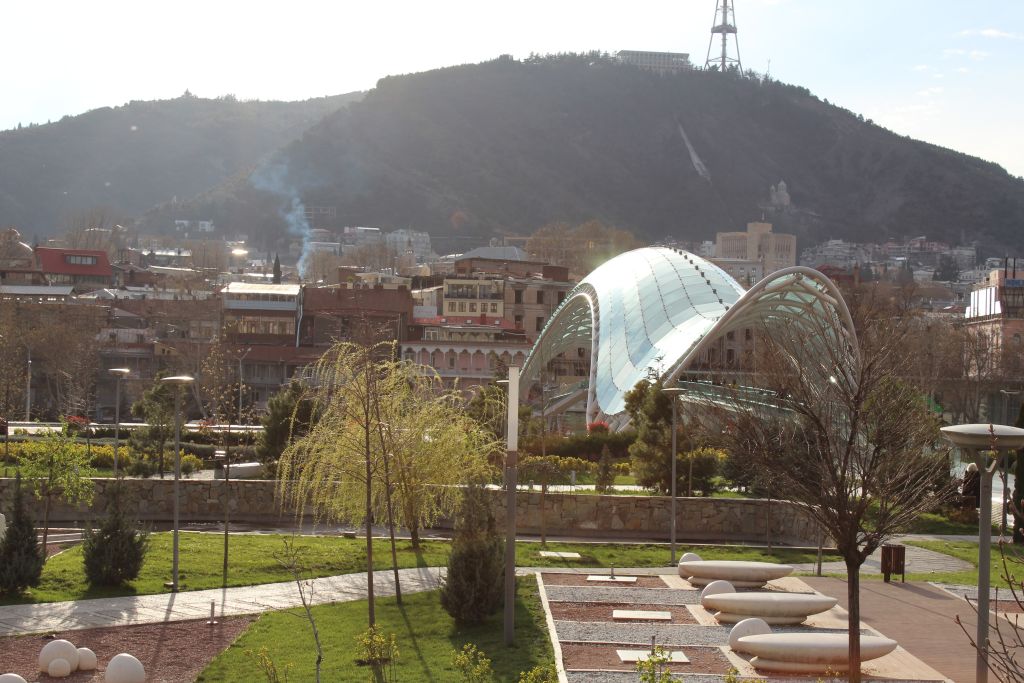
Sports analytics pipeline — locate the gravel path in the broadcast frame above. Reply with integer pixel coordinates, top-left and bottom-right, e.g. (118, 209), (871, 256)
(544, 585), (698, 605)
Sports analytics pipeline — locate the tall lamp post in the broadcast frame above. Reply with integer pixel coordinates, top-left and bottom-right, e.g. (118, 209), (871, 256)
(941, 423), (1024, 683)
(161, 375), (195, 592)
(501, 367), (520, 646)
(663, 387), (686, 565)
(108, 368), (130, 478)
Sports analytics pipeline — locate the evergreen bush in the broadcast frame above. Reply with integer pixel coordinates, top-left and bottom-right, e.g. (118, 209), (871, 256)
(0, 474), (45, 595)
(595, 445), (615, 492)
(440, 482), (504, 625)
(82, 484), (149, 586)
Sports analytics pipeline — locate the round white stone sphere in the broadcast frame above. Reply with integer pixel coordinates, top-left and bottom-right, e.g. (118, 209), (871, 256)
(0, 673), (29, 683)
(39, 640), (79, 672)
(48, 658), (72, 678)
(680, 552), (702, 563)
(729, 617), (772, 652)
(105, 653), (146, 683)
(700, 579), (736, 602)
(77, 647), (98, 671)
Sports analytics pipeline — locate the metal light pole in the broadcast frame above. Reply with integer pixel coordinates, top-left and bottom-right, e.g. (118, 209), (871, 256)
(502, 367), (520, 647)
(941, 423), (1024, 683)
(999, 390), (1021, 536)
(162, 375), (195, 593)
(24, 353), (31, 421)
(109, 368), (130, 478)
(238, 348), (252, 425)
(663, 387), (686, 565)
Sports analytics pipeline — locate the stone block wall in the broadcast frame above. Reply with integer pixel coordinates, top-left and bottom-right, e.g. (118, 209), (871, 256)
(0, 478), (821, 546)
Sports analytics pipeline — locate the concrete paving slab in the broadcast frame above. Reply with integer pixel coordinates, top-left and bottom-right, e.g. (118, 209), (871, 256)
(616, 649), (689, 663)
(612, 609), (671, 621)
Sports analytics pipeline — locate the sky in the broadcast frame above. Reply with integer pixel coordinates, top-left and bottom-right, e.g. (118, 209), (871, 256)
(4, 0), (1023, 176)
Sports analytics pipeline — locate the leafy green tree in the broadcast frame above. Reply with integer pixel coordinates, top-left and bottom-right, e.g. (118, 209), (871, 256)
(82, 483), (149, 586)
(20, 422), (95, 549)
(680, 447), (727, 496)
(624, 378), (687, 494)
(131, 372), (176, 477)
(257, 382), (313, 466)
(440, 482), (504, 625)
(0, 474), (44, 595)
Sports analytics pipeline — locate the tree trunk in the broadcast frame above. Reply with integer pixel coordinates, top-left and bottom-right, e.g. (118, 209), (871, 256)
(365, 422), (375, 627)
(540, 484), (547, 546)
(42, 491), (50, 553)
(382, 454), (401, 605)
(222, 429), (231, 588)
(847, 558), (862, 683)
(159, 438), (166, 479)
(410, 524), (420, 550)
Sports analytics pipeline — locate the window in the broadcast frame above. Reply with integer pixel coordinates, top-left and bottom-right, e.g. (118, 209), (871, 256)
(469, 302), (477, 313)
(536, 290), (545, 305)
(535, 316), (544, 331)
(489, 302), (498, 313)
(448, 354), (456, 369)
(447, 301), (455, 313)
(458, 301), (466, 312)
(514, 315), (523, 329)
(726, 331), (735, 341)
(514, 289), (523, 304)
(557, 291), (566, 304)
(65, 254), (97, 265)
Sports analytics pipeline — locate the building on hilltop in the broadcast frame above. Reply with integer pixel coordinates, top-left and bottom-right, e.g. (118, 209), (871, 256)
(617, 50), (692, 74)
(714, 221), (795, 277)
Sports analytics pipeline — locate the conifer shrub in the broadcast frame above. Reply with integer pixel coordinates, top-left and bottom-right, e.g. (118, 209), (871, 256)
(595, 444), (615, 492)
(82, 484), (149, 586)
(440, 481), (505, 625)
(0, 474), (45, 595)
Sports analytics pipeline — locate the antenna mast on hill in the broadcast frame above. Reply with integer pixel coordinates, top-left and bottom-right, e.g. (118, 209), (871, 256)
(705, 0), (743, 73)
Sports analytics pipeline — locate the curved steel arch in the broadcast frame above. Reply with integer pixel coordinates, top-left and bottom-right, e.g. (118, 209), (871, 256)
(520, 248), (858, 425)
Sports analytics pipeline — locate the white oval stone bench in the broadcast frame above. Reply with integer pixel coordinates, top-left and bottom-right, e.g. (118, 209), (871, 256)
(735, 632), (898, 674)
(702, 591), (838, 624)
(679, 559), (793, 588)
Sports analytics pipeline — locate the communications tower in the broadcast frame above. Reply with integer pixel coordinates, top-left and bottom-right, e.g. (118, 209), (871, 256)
(704, 0), (742, 72)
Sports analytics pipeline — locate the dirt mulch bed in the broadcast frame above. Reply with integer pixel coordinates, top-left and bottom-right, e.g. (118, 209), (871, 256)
(0, 616), (254, 682)
(561, 642), (733, 673)
(540, 573), (669, 588)
(548, 601), (696, 623)
(990, 600), (1024, 614)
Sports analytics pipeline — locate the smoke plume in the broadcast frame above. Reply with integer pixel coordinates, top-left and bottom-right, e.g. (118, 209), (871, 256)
(249, 161), (313, 278)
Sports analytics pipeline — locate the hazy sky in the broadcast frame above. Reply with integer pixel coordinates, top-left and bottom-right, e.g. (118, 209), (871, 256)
(4, 1), (1023, 176)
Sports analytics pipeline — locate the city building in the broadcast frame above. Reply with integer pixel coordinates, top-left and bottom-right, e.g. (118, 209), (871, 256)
(35, 247), (114, 292)
(616, 50), (692, 74)
(715, 221), (796, 276)
(965, 265), (1024, 421)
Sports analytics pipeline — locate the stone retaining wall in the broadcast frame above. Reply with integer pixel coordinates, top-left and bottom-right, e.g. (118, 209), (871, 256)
(0, 478), (821, 545)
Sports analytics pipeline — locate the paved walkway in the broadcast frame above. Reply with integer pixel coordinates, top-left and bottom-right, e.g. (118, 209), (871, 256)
(803, 577), (986, 683)
(0, 567), (443, 636)
(790, 541), (973, 575)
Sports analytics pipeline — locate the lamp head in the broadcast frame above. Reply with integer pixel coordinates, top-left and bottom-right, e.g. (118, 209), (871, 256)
(940, 423), (1024, 451)
(160, 375), (195, 386)
(108, 368), (130, 377)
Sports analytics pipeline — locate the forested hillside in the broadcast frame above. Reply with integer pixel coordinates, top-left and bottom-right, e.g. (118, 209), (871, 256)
(0, 92), (361, 234)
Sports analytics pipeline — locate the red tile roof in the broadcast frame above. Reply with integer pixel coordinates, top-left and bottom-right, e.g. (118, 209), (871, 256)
(35, 247), (113, 277)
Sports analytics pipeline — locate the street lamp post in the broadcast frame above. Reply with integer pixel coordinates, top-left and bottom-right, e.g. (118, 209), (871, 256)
(941, 423), (1024, 683)
(501, 367), (520, 647)
(24, 353), (31, 421)
(663, 387), (686, 565)
(108, 368), (130, 478)
(238, 348), (252, 425)
(161, 375), (195, 592)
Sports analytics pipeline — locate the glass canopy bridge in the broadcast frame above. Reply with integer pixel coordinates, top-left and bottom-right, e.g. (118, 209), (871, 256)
(520, 247), (857, 430)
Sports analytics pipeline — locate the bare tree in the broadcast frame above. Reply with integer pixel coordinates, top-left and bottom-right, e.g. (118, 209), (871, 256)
(274, 537), (323, 683)
(699, 287), (954, 683)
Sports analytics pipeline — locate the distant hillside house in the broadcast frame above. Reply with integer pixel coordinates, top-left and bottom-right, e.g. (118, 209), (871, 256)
(174, 219), (215, 235)
(616, 50), (692, 74)
(35, 247), (113, 292)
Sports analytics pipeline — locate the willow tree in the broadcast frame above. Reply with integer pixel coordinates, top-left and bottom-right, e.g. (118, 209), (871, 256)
(277, 341), (498, 626)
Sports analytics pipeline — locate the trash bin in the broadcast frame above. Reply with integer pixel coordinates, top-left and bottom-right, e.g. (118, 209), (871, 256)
(881, 543), (906, 583)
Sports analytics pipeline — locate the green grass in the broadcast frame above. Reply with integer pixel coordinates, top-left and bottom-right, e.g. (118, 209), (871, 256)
(903, 510), (992, 535)
(898, 539), (1024, 589)
(198, 578), (553, 682)
(4, 532), (841, 605)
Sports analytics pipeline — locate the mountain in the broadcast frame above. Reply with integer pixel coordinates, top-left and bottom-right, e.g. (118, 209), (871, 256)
(0, 91), (361, 235)
(179, 53), (1023, 254)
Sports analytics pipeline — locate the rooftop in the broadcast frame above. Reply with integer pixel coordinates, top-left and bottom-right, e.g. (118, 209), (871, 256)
(222, 282), (301, 296)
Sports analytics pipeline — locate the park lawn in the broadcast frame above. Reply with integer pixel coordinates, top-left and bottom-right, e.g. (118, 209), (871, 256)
(198, 578), (553, 682)
(898, 539), (1024, 589)
(3, 532), (841, 605)
(903, 510), (989, 535)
